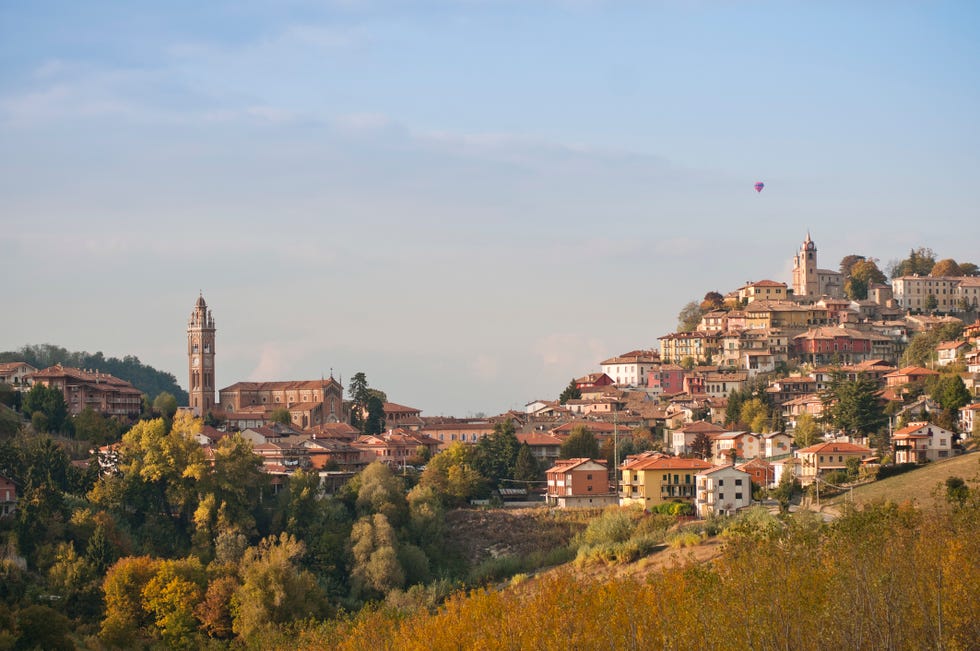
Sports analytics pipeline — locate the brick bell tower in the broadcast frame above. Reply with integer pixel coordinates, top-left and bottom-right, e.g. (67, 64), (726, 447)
(187, 293), (216, 416)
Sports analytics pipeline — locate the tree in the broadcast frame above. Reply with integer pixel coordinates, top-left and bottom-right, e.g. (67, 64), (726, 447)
(844, 259), (888, 300)
(364, 394), (386, 435)
(269, 407), (291, 425)
(349, 513), (405, 598)
(690, 433), (712, 460)
(356, 461), (407, 526)
(141, 557), (207, 648)
(700, 291), (724, 311)
(22, 383), (69, 433)
(512, 443), (542, 482)
(890, 247), (937, 278)
(901, 322), (963, 367)
(419, 442), (488, 506)
(959, 262), (979, 277)
(839, 254), (866, 279)
(348, 372), (370, 428)
(677, 301), (705, 332)
(152, 391), (178, 420)
(231, 533), (325, 638)
(740, 398), (771, 433)
(792, 413), (821, 448)
(930, 258), (962, 277)
(560, 426), (600, 459)
(100, 556), (160, 647)
(925, 294), (938, 311)
(72, 407), (124, 444)
(822, 375), (887, 437)
(474, 420), (520, 484)
(558, 379), (581, 405)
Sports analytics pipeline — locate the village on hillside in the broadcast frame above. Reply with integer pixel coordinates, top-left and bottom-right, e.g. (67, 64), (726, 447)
(3, 234), (979, 519)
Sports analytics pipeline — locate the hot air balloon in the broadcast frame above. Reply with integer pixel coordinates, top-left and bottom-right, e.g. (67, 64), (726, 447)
(754, 182), (765, 193)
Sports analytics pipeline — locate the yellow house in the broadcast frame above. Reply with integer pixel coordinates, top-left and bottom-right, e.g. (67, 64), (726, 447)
(737, 280), (788, 304)
(795, 441), (874, 485)
(619, 454), (713, 506)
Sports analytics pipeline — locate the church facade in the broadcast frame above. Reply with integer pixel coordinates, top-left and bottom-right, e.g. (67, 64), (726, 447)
(792, 233), (843, 300)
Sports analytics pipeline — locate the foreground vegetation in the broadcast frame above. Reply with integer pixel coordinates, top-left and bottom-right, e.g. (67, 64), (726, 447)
(271, 496), (980, 651)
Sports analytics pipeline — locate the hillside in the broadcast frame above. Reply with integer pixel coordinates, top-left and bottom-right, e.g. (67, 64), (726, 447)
(825, 451), (980, 510)
(0, 343), (186, 403)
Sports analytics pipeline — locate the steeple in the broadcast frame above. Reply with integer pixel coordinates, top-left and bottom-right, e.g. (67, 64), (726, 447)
(187, 294), (216, 416)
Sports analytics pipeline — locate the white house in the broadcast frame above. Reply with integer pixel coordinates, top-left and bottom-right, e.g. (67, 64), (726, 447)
(600, 350), (661, 387)
(763, 431), (794, 459)
(695, 465), (753, 517)
(892, 422), (956, 463)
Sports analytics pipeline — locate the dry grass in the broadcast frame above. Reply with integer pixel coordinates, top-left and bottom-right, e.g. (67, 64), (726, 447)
(824, 451), (980, 509)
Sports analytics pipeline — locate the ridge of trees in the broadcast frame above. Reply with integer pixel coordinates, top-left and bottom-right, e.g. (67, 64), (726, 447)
(0, 344), (187, 404)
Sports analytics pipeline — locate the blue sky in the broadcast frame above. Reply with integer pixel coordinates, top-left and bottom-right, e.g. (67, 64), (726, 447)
(2, 1), (979, 416)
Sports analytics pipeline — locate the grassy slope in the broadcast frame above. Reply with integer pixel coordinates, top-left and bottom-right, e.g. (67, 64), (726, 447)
(825, 451), (980, 509)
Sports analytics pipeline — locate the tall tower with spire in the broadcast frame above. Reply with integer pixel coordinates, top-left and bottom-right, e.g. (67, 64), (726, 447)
(187, 294), (216, 416)
(792, 232), (819, 299)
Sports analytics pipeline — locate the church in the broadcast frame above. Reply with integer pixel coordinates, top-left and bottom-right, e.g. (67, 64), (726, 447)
(791, 233), (843, 300)
(186, 294), (345, 429)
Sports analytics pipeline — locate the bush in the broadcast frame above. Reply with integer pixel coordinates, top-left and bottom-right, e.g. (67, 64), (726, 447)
(666, 531), (702, 549)
(576, 507), (638, 547)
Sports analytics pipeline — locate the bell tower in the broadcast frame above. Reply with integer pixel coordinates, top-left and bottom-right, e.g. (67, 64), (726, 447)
(792, 232), (819, 299)
(187, 293), (216, 416)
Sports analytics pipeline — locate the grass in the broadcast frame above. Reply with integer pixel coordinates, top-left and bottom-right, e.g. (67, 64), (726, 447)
(823, 451), (980, 509)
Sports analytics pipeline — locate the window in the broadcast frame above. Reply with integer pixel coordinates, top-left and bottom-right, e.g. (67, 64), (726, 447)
(735, 492), (743, 500)
(735, 479), (743, 486)
(718, 479), (724, 486)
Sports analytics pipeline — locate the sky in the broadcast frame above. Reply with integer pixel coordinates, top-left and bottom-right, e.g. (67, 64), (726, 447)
(2, 1), (979, 417)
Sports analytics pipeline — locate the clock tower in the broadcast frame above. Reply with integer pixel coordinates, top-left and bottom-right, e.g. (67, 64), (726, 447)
(187, 293), (216, 416)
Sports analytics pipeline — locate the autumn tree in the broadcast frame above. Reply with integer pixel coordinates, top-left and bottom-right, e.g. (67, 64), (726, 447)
(792, 413), (821, 448)
(677, 301), (705, 332)
(930, 258), (962, 277)
(152, 391), (178, 420)
(349, 513), (406, 599)
(418, 442), (488, 506)
(231, 533), (325, 638)
(356, 461), (407, 526)
(690, 433), (713, 460)
(700, 291), (725, 311)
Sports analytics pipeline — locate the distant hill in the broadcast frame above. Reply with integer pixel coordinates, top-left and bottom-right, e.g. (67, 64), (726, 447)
(0, 343), (188, 404)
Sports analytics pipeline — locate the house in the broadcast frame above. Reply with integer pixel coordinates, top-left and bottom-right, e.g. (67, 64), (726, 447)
(884, 366), (940, 391)
(961, 403), (980, 436)
(0, 476), (16, 517)
(710, 431), (761, 464)
(936, 340), (970, 367)
(575, 373), (615, 389)
(795, 441), (874, 485)
(600, 350), (660, 387)
(29, 364), (142, 419)
(619, 456), (713, 507)
(891, 422), (955, 464)
(792, 327), (875, 365)
(668, 420), (728, 456)
(695, 465), (753, 517)
(762, 431), (794, 459)
(0, 362), (36, 387)
(738, 457), (776, 488)
(703, 372), (748, 398)
(303, 437), (366, 471)
(352, 429), (442, 467)
(422, 420), (496, 450)
(546, 458), (617, 508)
(648, 364), (686, 395)
(737, 280), (788, 304)
(381, 402), (424, 429)
(658, 331), (721, 365)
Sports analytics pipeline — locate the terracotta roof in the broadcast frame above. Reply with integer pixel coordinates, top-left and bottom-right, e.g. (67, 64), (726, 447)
(220, 378), (342, 392)
(516, 432), (563, 446)
(620, 457), (713, 471)
(884, 366), (940, 378)
(797, 441), (873, 455)
(384, 402), (422, 414)
(675, 420), (728, 434)
(546, 458), (607, 474)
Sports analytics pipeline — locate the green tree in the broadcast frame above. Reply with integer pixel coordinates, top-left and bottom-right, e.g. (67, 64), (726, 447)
(677, 301), (705, 332)
(348, 371), (370, 428)
(349, 513), (405, 598)
(512, 442), (542, 482)
(152, 391), (178, 420)
(560, 426), (600, 459)
(925, 294), (938, 311)
(364, 394), (386, 435)
(740, 398), (771, 433)
(72, 407), (124, 444)
(474, 420), (520, 484)
(890, 247), (937, 277)
(356, 461), (407, 526)
(822, 375), (887, 437)
(558, 379), (581, 405)
(839, 254), (866, 279)
(22, 383), (69, 433)
(269, 407), (291, 425)
(419, 442), (488, 506)
(959, 262), (979, 277)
